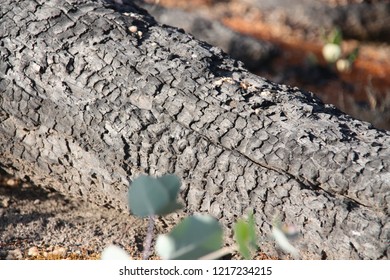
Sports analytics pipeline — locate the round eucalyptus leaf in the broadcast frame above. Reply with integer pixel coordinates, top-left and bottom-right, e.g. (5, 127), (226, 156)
(128, 175), (169, 217)
(157, 174), (181, 201)
(128, 175), (182, 217)
(156, 215), (223, 260)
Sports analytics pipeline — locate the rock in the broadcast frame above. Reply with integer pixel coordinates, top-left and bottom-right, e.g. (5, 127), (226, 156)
(51, 246), (67, 258)
(6, 249), (23, 260)
(1, 198), (10, 208)
(27, 246), (39, 257)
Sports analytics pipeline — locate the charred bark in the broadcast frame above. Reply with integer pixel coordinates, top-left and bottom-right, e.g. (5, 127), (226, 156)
(0, 0), (389, 259)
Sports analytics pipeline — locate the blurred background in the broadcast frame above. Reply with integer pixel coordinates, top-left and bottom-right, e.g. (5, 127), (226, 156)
(142, 0), (390, 130)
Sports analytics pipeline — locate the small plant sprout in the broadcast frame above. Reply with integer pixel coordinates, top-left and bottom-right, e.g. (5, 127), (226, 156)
(233, 210), (258, 260)
(336, 47), (359, 72)
(322, 27), (359, 72)
(101, 174), (281, 260)
(322, 28), (343, 64)
(128, 174), (183, 259)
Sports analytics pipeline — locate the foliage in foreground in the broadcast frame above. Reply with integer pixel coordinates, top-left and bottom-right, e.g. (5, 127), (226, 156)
(101, 174), (299, 260)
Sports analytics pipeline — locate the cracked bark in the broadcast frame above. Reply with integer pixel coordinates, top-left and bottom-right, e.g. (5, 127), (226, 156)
(0, 0), (389, 259)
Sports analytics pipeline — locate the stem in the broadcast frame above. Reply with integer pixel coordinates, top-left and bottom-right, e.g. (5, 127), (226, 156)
(142, 215), (155, 260)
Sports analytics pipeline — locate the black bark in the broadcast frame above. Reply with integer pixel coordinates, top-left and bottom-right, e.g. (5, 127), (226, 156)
(0, 0), (389, 259)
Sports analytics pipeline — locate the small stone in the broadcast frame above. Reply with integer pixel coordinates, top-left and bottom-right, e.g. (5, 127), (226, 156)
(5, 178), (19, 187)
(6, 249), (23, 260)
(128, 25), (137, 33)
(1, 198), (10, 208)
(137, 31), (143, 37)
(52, 246), (66, 258)
(28, 246), (39, 257)
(33, 199), (40, 205)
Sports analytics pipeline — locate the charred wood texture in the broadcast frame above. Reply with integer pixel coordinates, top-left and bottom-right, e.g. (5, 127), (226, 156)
(0, 0), (389, 259)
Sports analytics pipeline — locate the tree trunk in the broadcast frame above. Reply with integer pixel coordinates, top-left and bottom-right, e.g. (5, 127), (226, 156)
(0, 0), (389, 259)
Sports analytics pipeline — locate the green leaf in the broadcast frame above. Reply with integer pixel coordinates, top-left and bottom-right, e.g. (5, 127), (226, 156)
(158, 174), (181, 201)
(155, 174), (182, 215)
(233, 211), (258, 260)
(156, 215), (223, 260)
(156, 200), (183, 216)
(234, 220), (251, 259)
(330, 27), (343, 45)
(128, 174), (182, 217)
(347, 47), (359, 63)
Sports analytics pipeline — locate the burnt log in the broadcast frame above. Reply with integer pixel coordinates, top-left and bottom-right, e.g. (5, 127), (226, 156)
(0, 0), (389, 259)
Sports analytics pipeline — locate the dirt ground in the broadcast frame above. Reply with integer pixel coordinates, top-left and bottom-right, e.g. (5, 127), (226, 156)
(0, 171), (151, 260)
(0, 172), (278, 260)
